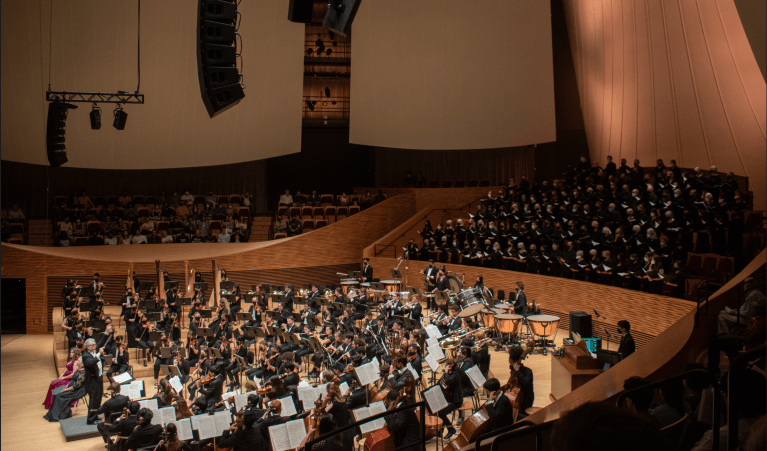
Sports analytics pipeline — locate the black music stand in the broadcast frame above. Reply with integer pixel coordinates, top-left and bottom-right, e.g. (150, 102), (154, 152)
(220, 281), (235, 291)
(391, 269), (403, 279)
(148, 331), (163, 342)
(138, 282), (155, 293)
(193, 282), (209, 292)
(201, 309), (213, 319)
(196, 327), (213, 339)
(138, 299), (156, 311)
(160, 347), (173, 359)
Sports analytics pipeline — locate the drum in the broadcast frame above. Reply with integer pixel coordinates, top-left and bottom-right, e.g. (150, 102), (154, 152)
(494, 302), (511, 310)
(380, 280), (401, 293)
(398, 291), (409, 301)
(495, 313), (523, 334)
(456, 288), (486, 317)
(340, 280), (359, 295)
(447, 275), (463, 293)
(527, 314), (561, 338)
(480, 309), (497, 329)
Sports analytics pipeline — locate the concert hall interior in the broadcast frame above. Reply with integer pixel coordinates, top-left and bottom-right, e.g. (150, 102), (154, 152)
(1, 1), (765, 451)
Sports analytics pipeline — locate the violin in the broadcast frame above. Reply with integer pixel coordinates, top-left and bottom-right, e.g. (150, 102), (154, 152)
(196, 373), (216, 387)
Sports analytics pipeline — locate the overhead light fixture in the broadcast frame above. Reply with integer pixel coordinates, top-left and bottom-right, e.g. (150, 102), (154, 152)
(89, 103), (102, 130)
(325, 87), (331, 97)
(306, 100), (315, 111)
(113, 104), (128, 130)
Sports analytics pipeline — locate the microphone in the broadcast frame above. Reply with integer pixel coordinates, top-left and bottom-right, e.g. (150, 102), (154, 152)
(592, 308), (606, 320)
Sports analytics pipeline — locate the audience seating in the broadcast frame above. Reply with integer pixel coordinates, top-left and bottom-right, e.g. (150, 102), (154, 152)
(441, 180), (453, 188)
(320, 194), (334, 206)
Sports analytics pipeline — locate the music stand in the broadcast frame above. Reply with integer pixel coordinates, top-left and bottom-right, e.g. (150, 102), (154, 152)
(160, 347), (173, 359)
(138, 299), (156, 311)
(201, 309), (213, 319)
(254, 328), (266, 340)
(83, 286), (96, 298)
(193, 282), (208, 292)
(391, 269), (403, 279)
(244, 293), (258, 304)
(220, 281), (235, 291)
(236, 312), (251, 322)
(103, 355), (114, 368)
(148, 312), (162, 322)
(148, 331), (163, 342)
(196, 327), (212, 339)
(306, 315), (317, 330)
(138, 282), (155, 292)
(210, 348), (223, 359)
(244, 327), (257, 340)
(222, 294), (235, 304)
(267, 326), (280, 336)
(352, 271), (362, 279)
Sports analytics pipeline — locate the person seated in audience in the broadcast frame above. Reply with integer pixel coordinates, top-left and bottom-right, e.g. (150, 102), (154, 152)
(621, 376), (653, 419)
(180, 189), (194, 206)
(158, 230), (172, 244)
(118, 230), (132, 245)
(307, 190), (320, 206)
(87, 232), (103, 246)
(338, 192), (349, 206)
(124, 203), (140, 222)
(279, 189), (293, 206)
(139, 218), (155, 235)
(360, 190), (373, 209)
(205, 191), (217, 205)
(404, 170), (414, 187)
(131, 229), (147, 245)
(222, 215), (234, 232)
(192, 229), (205, 243)
(374, 189), (386, 203)
(717, 289), (765, 336)
(7, 204), (25, 221)
(104, 233), (118, 245)
(161, 202), (176, 219)
(234, 216), (248, 232)
(232, 229), (245, 243)
(551, 401), (671, 451)
(176, 232), (190, 243)
(118, 191), (132, 207)
(294, 191), (307, 206)
(175, 202), (190, 220)
(415, 172), (426, 188)
(168, 190), (180, 207)
(218, 228), (232, 243)
(58, 231), (73, 247)
(287, 216), (302, 237)
(650, 379), (684, 428)
(147, 230), (162, 244)
(242, 191), (253, 209)
(211, 203), (226, 220)
(73, 218), (87, 237)
(274, 215), (287, 234)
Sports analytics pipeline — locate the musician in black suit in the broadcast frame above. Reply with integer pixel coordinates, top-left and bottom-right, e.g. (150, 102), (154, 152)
(105, 336), (131, 380)
(283, 284), (295, 312)
(513, 281), (529, 316)
(94, 382), (130, 441)
(388, 355), (417, 402)
(437, 358), (463, 438)
(445, 306), (463, 332)
(482, 378), (514, 430)
(102, 401), (140, 445)
(306, 284), (322, 310)
(362, 258), (374, 282)
(122, 408), (163, 451)
(421, 260), (439, 291)
(509, 346), (534, 420)
(384, 390), (421, 451)
(617, 320), (636, 359)
(192, 362), (224, 413)
(217, 410), (266, 450)
(83, 338), (104, 424)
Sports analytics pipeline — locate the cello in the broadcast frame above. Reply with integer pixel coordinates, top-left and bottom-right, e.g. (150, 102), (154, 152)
(364, 377), (413, 451)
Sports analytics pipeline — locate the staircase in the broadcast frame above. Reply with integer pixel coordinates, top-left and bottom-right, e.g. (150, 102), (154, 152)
(249, 216), (272, 242)
(28, 219), (53, 246)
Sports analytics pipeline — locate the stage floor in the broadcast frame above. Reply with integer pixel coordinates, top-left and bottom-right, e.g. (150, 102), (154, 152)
(1, 330), (614, 451)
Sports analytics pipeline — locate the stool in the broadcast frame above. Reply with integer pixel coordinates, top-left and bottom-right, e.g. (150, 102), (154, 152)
(452, 400), (474, 427)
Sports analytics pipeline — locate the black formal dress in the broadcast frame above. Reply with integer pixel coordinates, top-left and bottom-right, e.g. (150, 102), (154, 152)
(44, 369), (88, 421)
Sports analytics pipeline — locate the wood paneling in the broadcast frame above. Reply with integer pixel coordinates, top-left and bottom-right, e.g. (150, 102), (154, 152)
(368, 257), (696, 349)
(353, 187), (494, 212)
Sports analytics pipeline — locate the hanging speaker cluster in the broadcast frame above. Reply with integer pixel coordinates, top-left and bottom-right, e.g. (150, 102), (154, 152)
(196, 0), (244, 118)
(46, 101), (77, 167)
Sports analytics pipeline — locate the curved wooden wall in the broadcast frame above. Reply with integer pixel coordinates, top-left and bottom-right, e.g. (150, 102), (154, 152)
(368, 257), (695, 349)
(563, 0), (766, 209)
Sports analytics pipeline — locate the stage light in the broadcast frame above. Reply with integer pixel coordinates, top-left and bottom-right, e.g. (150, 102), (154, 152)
(325, 87), (331, 97)
(113, 104), (128, 130)
(90, 104), (102, 130)
(306, 100), (315, 111)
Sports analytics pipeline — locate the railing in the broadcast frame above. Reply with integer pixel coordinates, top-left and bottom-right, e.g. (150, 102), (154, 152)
(374, 244), (397, 258)
(617, 368), (722, 451)
(481, 421), (553, 451)
(304, 400), (427, 451)
(726, 345), (766, 451)
(473, 420), (535, 450)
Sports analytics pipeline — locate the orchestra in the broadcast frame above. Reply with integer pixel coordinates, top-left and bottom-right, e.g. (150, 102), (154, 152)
(45, 261), (545, 451)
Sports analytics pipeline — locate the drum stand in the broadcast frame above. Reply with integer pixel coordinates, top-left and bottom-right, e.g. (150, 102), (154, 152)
(532, 321), (556, 356)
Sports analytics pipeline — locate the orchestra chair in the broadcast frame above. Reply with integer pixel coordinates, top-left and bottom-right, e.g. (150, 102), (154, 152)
(273, 232), (288, 240)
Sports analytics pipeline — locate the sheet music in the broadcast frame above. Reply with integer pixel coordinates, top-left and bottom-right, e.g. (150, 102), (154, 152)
(170, 419), (194, 441)
(113, 372), (132, 384)
(190, 414), (204, 430)
(406, 362), (419, 378)
(221, 389), (239, 410)
(123, 386), (140, 399)
(339, 382), (349, 394)
(424, 353), (441, 372)
(169, 375), (183, 393)
(158, 406), (177, 426)
(465, 365), (486, 389)
(286, 419), (307, 449)
(424, 325), (442, 339)
(354, 361), (378, 387)
(427, 344), (444, 360)
(276, 395), (297, 416)
(423, 385), (448, 413)
(213, 410), (232, 436)
(426, 336), (440, 349)
(371, 356), (381, 375)
(196, 415), (218, 440)
(129, 379), (144, 394)
(353, 401), (387, 434)
(138, 398), (158, 411)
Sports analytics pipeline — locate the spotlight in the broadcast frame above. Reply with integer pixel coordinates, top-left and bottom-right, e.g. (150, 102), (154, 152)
(325, 87), (331, 98)
(306, 48), (314, 56)
(113, 104), (128, 130)
(326, 48), (332, 56)
(306, 100), (315, 111)
(90, 104), (102, 130)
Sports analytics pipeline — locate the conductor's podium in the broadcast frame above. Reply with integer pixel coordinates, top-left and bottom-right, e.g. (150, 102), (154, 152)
(550, 344), (602, 401)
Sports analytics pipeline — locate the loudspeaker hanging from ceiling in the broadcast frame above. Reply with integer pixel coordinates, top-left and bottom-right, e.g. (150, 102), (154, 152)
(196, 0), (244, 118)
(46, 101), (77, 167)
(287, 0), (313, 23)
(323, 0), (362, 37)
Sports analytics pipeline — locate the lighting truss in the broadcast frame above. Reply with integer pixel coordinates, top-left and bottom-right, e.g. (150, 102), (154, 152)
(45, 91), (144, 104)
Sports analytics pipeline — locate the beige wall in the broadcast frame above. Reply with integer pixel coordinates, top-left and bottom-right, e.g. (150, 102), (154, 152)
(349, 0), (556, 150)
(0, 0), (305, 169)
(563, 0), (766, 209)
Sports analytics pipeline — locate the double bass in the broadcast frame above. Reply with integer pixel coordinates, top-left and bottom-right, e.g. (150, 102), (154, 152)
(441, 369), (524, 451)
(364, 377), (413, 451)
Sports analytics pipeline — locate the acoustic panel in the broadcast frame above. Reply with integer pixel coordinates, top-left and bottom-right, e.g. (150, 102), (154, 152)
(350, 0), (556, 150)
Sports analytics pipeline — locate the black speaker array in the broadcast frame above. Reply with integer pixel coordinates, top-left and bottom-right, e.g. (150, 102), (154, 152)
(196, 0), (244, 118)
(46, 101), (77, 167)
(288, 0), (313, 23)
(569, 311), (593, 340)
(323, 0), (362, 37)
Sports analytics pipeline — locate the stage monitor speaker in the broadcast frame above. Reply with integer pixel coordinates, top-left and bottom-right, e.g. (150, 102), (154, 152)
(569, 311), (592, 340)
(113, 110), (128, 130)
(197, 0), (244, 118)
(322, 0), (362, 37)
(46, 101), (76, 167)
(288, 0), (314, 23)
